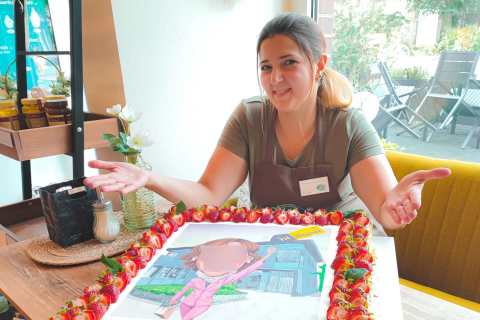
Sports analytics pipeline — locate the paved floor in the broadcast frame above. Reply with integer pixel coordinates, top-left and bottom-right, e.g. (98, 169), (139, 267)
(384, 117), (480, 163)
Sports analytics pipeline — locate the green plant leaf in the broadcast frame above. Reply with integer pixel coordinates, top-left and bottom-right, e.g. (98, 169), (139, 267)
(342, 209), (357, 219)
(102, 133), (117, 141)
(120, 132), (128, 143)
(176, 200), (187, 214)
(100, 253), (124, 275)
(345, 268), (368, 282)
(110, 138), (123, 147)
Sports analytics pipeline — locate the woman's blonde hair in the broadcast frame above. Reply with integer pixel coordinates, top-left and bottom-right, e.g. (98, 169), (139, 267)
(256, 12), (352, 112)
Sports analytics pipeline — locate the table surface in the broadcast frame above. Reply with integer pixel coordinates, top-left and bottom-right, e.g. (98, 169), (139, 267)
(1, 204), (479, 320)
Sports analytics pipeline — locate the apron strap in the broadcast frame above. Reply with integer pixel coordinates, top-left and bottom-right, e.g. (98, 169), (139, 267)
(264, 99), (326, 165)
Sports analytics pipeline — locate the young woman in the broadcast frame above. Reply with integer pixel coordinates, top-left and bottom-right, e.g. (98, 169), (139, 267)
(167, 238), (276, 320)
(84, 13), (450, 230)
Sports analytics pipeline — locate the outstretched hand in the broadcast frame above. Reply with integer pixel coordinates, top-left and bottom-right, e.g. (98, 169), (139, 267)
(385, 167), (451, 225)
(83, 160), (150, 196)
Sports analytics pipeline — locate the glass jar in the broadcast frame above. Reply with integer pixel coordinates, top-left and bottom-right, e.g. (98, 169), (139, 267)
(0, 100), (20, 131)
(45, 99), (71, 126)
(21, 98), (47, 129)
(92, 200), (121, 243)
(120, 153), (158, 229)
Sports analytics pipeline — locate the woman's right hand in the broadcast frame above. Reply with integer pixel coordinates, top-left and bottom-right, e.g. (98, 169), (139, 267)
(83, 160), (151, 196)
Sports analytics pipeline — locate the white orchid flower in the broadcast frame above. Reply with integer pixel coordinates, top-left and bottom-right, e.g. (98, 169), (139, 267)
(127, 129), (154, 150)
(119, 104), (143, 123)
(106, 104), (122, 116)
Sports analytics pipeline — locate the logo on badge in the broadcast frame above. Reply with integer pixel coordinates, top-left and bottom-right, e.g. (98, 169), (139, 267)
(316, 184), (326, 191)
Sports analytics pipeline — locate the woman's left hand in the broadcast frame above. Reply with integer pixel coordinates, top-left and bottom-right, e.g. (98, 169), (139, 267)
(385, 167), (451, 225)
(266, 247), (277, 255)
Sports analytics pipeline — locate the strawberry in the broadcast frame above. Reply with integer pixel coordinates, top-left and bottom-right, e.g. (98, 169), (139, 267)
(101, 273), (115, 285)
(67, 296), (89, 309)
(67, 308), (83, 317)
(201, 205), (219, 213)
(350, 288), (367, 299)
(260, 214), (274, 224)
(354, 248), (373, 263)
(339, 219), (354, 232)
(219, 207), (231, 213)
(48, 313), (71, 320)
(348, 306), (371, 320)
(157, 233), (167, 245)
(349, 293), (367, 307)
(301, 215), (315, 225)
(170, 205), (177, 213)
(351, 278), (371, 294)
(111, 274), (128, 292)
(333, 276), (351, 289)
(181, 210), (192, 222)
(354, 238), (368, 248)
(146, 234), (163, 249)
(126, 249), (139, 258)
(90, 293), (111, 307)
(117, 259), (139, 278)
(160, 222), (174, 238)
(315, 215), (328, 226)
(84, 283), (104, 294)
(331, 254), (350, 269)
(289, 216), (302, 225)
(313, 209), (327, 216)
(117, 271), (132, 285)
(353, 225), (369, 238)
(336, 230), (351, 241)
(287, 209), (301, 217)
(133, 256), (147, 269)
(273, 208), (284, 215)
(337, 243), (355, 257)
(191, 209), (207, 222)
(337, 233), (354, 244)
(335, 259), (354, 276)
(207, 210), (221, 222)
(231, 206), (247, 214)
(141, 229), (157, 238)
(329, 290), (349, 304)
(130, 242), (142, 250)
(163, 212), (173, 220)
(354, 260), (373, 276)
(87, 302), (107, 320)
(330, 283), (350, 295)
(246, 210), (260, 223)
(354, 215), (370, 227)
(326, 303), (350, 320)
(170, 220), (179, 232)
(85, 290), (99, 300)
(260, 207), (273, 215)
(232, 212), (246, 223)
(338, 240), (355, 248)
(100, 284), (121, 303)
(275, 212), (290, 225)
(220, 210), (233, 221)
(70, 309), (95, 320)
(328, 210), (343, 225)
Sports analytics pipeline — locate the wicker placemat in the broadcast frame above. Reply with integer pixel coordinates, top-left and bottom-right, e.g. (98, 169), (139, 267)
(26, 212), (149, 266)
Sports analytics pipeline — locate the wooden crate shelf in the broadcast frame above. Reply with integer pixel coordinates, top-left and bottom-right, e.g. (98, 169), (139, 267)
(0, 112), (121, 161)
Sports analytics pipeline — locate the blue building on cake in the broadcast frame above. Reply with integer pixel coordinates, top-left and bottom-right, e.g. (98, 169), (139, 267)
(135, 233), (324, 297)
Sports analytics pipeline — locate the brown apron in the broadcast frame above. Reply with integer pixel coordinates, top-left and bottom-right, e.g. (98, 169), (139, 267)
(250, 100), (342, 211)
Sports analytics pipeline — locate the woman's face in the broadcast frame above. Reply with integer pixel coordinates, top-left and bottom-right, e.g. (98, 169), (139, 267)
(195, 242), (252, 277)
(259, 34), (318, 113)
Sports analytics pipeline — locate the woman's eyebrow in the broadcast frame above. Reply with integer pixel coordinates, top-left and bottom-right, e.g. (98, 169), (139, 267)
(260, 54), (296, 64)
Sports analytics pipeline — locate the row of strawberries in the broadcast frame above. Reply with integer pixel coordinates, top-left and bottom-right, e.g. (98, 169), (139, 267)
(327, 211), (375, 320)
(48, 203), (360, 320)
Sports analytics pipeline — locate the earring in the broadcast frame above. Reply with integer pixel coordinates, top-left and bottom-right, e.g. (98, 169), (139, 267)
(191, 258), (197, 261)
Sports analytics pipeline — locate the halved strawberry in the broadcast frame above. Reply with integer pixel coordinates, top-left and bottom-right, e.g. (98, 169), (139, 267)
(313, 209), (327, 216)
(84, 283), (104, 294)
(160, 222), (174, 238)
(333, 276), (351, 289)
(100, 284), (120, 303)
(330, 283), (350, 295)
(287, 209), (301, 217)
(328, 210), (343, 225)
(170, 213), (186, 227)
(67, 296), (89, 309)
(87, 302), (107, 320)
(260, 207), (273, 215)
(336, 230), (351, 242)
(146, 234), (163, 249)
(354, 238), (367, 248)
(133, 256), (147, 269)
(120, 259), (139, 278)
(354, 248), (374, 263)
(354, 215), (370, 227)
(90, 293), (111, 307)
(331, 254), (351, 270)
(326, 303), (350, 320)
(191, 209), (207, 222)
(354, 260), (373, 276)
(181, 210), (192, 222)
(246, 210), (260, 223)
(130, 242), (142, 250)
(349, 293), (367, 307)
(353, 225), (369, 238)
(170, 205), (177, 213)
(201, 205), (219, 213)
(315, 215), (328, 226)
(335, 259), (354, 276)
(112, 275), (128, 292)
(329, 290), (349, 304)
(337, 243), (355, 257)
(349, 306), (371, 320)
(48, 312), (71, 320)
(339, 219), (354, 232)
(117, 270), (132, 285)
(138, 246), (154, 261)
(70, 309), (95, 320)
(101, 273), (115, 285)
(275, 212), (290, 225)
(301, 215), (315, 225)
(351, 278), (371, 294)
(220, 210), (233, 221)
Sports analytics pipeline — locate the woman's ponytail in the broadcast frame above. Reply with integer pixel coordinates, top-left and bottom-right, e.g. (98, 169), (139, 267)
(318, 67), (353, 109)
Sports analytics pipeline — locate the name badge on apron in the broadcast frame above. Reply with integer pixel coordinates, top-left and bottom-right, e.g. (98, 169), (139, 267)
(299, 177), (330, 197)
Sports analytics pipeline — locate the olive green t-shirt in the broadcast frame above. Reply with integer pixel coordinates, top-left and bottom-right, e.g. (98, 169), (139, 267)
(217, 97), (385, 199)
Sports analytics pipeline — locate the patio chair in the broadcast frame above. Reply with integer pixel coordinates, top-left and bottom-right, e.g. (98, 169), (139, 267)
(450, 79), (480, 149)
(408, 51), (480, 142)
(369, 63), (435, 140)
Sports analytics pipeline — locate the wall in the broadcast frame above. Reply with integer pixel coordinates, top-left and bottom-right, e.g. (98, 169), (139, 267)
(110, 0), (293, 201)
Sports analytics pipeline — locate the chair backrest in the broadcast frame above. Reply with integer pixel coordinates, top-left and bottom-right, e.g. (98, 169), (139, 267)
(368, 63), (392, 103)
(430, 51), (480, 95)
